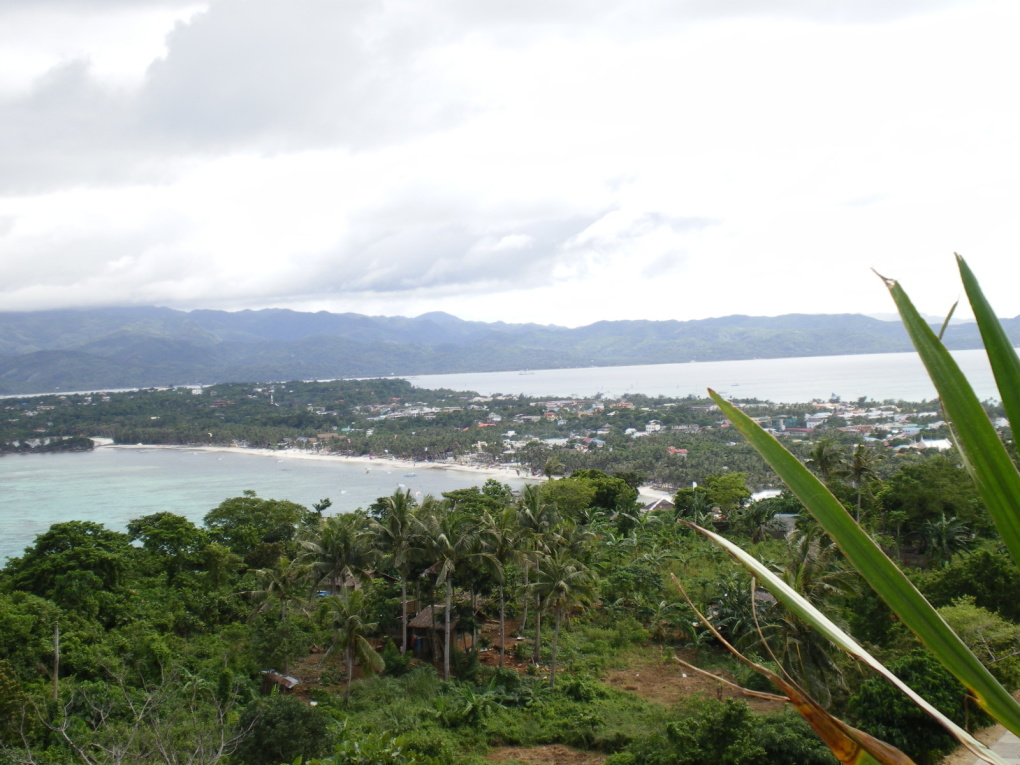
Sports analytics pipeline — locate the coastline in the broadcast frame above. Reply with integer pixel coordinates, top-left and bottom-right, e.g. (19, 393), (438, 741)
(100, 442), (671, 502)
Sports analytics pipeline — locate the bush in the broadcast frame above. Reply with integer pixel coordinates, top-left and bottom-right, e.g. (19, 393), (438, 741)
(233, 694), (333, 765)
(380, 638), (410, 677)
(611, 697), (837, 765)
(849, 651), (991, 765)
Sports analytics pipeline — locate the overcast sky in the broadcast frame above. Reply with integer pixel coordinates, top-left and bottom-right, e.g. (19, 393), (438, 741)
(2, 0), (1019, 327)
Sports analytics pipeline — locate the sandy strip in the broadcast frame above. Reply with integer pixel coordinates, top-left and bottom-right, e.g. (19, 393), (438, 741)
(102, 442), (541, 484)
(99, 442), (671, 501)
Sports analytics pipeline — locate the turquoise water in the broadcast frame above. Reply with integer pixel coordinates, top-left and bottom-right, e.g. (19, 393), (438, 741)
(0, 448), (532, 562)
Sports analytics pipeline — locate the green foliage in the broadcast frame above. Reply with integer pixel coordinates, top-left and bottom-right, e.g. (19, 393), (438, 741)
(605, 698), (837, 765)
(849, 651), (989, 765)
(380, 638), (410, 677)
(916, 541), (1020, 621)
(3, 521), (136, 622)
(877, 455), (990, 536)
(938, 597), (1020, 689)
(703, 472), (752, 513)
(300, 730), (443, 764)
(234, 694), (333, 765)
(204, 490), (313, 566)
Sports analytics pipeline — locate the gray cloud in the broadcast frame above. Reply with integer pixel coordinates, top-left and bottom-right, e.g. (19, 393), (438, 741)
(0, 0), (982, 194)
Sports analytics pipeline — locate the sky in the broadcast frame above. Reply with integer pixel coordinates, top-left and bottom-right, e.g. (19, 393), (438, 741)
(2, 0), (1019, 327)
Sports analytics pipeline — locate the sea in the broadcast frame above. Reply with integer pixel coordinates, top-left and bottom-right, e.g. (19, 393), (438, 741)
(408, 348), (1000, 403)
(0, 348), (1004, 562)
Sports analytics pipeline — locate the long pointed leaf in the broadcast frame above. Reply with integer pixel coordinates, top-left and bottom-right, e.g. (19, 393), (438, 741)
(685, 525), (1006, 765)
(882, 273), (1020, 574)
(956, 254), (1020, 460)
(708, 390), (1020, 735)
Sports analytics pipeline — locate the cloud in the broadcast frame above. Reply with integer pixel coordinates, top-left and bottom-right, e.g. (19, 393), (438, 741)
(1, 0), (1019, 325)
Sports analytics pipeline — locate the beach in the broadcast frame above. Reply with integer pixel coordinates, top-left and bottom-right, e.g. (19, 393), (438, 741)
(100, 441), (671, 502)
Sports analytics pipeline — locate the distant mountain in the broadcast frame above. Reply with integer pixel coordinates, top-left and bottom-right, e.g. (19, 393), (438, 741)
(0, 306), (1015, 395)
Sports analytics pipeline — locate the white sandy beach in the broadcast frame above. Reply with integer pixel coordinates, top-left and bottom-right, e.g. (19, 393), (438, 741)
(100, 441), (671, 502)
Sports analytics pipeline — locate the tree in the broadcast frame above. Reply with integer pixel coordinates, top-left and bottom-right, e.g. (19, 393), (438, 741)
(127, 512), (209, 585)
(848, 651), (984, 765)
(417, 503), (490, 681)
(234, 694), (332, 765)
(301, 512), (376, 596)
(371, 489), (419, 654)
(920, 514), (973, 567)
(531, 550), (596, 688)
(319, 590), (385, 698)
(478, 504), (522, 668)
(703, 472), (751, 514)
(3, 521), (136, 622)
(877, 455), (988, 535)
(542, 456), (564, 480)
(516, 485), (559, 633)
(806, 438), (845, 483)
(845, 444), (880, 521)
(204, 491), (313, 567)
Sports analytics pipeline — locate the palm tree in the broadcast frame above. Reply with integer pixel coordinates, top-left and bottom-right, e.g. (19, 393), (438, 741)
(531, 550), (597, 688)
(301, 512), (375, 596)
(478, 504), (522, 668)
(921, 513), (972, 566)
(249, 556), (311, 621)
(542, 456), (564, 481)
(846, 444), (880, 521)
(806, 438), (846, 484)
(762, 528), (859, 706)
(320, 590), (384, 698)
(418, 503), (493, 680)
(372, 489), (419, 654)
(516, 485), (559, 633)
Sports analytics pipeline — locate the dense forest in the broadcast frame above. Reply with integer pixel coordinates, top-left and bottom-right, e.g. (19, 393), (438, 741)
(2, 409), (1017, 764)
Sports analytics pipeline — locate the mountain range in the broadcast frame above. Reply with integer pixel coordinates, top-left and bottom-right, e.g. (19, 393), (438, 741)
(1, 306), (1016, 395)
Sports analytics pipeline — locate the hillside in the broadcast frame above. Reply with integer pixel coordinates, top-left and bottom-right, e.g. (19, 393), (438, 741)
(0, 306), (1015, 394)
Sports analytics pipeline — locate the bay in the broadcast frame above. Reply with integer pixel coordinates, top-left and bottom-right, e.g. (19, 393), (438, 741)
(0, 448), (531, 563)
(2, 348), (1006, 563)
(408, 349), (1000, 403)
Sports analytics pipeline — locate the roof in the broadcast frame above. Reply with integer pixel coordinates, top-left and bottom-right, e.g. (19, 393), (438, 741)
(407, 604), (458, 630)
(260, 671), (300, 690)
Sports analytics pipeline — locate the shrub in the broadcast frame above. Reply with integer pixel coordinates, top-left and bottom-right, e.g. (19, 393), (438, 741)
(848, 651), (990, 765)
(380, 638), (410, 677)
(233, 694), (333, 765)
(611, 697), (836, 765)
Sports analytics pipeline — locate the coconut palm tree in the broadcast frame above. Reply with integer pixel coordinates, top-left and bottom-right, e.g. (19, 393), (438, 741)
(921, 513), (972, 567)
(846, 444), (880, 521)
(320, 590), (384, 698)
(249, 556), (312, 621)
(531, 550), (597, 688)
(516, 485), (559, 633)
(418, 503), (493, 680)
(372, 488), (419, 654)
(478, 504), (523, 668)
(300, 511), (376, 596)
(806, 438), (846, 484)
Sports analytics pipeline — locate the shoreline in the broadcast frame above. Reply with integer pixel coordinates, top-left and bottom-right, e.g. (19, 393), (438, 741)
(103, 441), (541, 484)
(100, 442), (671, 502)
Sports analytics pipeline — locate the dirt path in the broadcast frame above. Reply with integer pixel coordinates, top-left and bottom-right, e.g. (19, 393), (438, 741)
(603, 647), (786, 714)
(486, 745), (607, 764)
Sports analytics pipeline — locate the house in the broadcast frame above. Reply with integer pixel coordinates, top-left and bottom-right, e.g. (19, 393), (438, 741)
(407, 605), (472, 658)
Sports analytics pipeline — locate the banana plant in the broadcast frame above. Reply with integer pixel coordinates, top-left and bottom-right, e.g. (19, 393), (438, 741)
(688, 255), (1020, 765)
